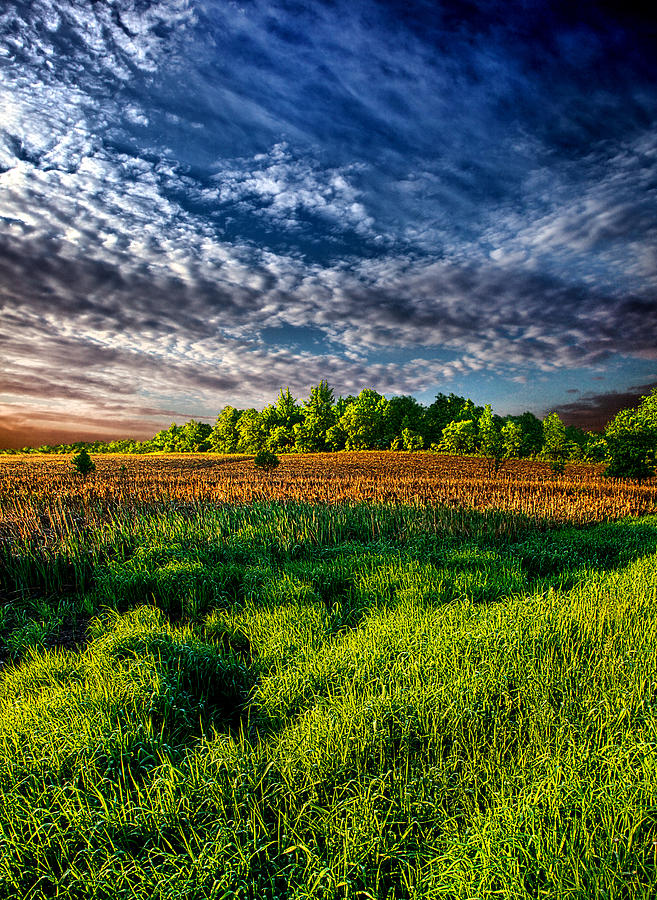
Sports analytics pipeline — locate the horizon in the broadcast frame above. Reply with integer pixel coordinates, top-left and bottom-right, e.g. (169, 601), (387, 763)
(1, 380), (647, 450)
(2, 0), (656, 448)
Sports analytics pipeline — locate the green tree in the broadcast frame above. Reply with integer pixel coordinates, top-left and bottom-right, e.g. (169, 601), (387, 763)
(387, 395), (426, 448)
(302, 381), (337, 452)
(267, 425), (296, 454)
(438, 419), (477, 454)
(425, 393), (468, 445)
(325, 421), (348, 451)
(506, 411), (543, 457)
(402, 427), (424, 451)
(541, 413), (568, 474)
(604, 391), (657, 481)
(501, 421), (522, 458)
(236, 409), (266, 454)
(258, 388), (301, 452)
(583, 431), (609, 463)
(478, 404), (503, 473)
(151, 423), (183, 452)
(339, 389), (390, 450)
(210, 407), (242, 454)
(179, 420), (212, 452)
(71, 448), (95, 479)
(253, 448), (280, 472)
(276, 387), (302, 428)
(292, 421), (313, 453)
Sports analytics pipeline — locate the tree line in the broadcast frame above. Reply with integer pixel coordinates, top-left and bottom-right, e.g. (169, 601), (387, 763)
(6, 383), (657, 478)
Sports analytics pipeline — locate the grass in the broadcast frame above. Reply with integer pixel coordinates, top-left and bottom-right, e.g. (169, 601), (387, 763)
(0, 486), (656, 896)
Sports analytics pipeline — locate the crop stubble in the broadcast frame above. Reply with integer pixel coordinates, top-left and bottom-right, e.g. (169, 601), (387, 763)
(1, 453), (656, 533)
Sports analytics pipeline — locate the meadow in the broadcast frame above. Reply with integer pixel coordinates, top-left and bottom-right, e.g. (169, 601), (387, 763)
(0, 453), (657, 899)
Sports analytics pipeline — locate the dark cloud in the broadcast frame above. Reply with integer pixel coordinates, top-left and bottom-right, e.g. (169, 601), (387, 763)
(1, 0), (656, 443)
(551, 381), (657, 431)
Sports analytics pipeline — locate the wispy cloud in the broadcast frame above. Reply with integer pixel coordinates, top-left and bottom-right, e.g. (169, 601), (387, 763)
(1, 0), (656, 444)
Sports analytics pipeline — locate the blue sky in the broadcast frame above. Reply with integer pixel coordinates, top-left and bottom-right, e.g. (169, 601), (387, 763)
(1, 0), (656, 445)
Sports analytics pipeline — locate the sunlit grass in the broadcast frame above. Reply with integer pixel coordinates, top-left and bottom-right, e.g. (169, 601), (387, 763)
(0, 487), (656, 897)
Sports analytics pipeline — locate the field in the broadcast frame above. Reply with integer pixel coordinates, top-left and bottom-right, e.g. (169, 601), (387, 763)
(3, 451), (657, 521)
(1, 453), (657, 899)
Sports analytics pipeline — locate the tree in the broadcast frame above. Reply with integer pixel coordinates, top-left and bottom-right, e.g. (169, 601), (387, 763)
(603, 391), (657, 481)
(267, 425), (296, 454)
(402, 427), (424, 451)
(438, 419), (477, 454)
(339, 389), (390, 450)
(541, 413), (568, 474)
(387, 395), (426, 447)
(292, 421), (313, 453)
(179, 420), (212, 452)
(151, 423), (184, 452)
(325, 421), (347, 451)
(71, 448), (95, 479)
(425, 393), (468, 445)
(501, 421), (522, 459)
(236, 409), (266, 454)
(302, 381), (337, 452)
(253, 448), (280, 473)
(276, 387), (302, 428)
(210, 406), (242, 454)
(478, 404), (503, 473)
(582, 432), (607, 463)
(507, 412), (543, 457)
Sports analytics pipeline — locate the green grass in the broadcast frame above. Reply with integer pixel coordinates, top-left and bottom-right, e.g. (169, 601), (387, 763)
(0, 504), (656, 898)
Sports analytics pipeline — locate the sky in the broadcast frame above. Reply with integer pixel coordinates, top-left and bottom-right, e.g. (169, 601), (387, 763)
(1, 0), (656, 447)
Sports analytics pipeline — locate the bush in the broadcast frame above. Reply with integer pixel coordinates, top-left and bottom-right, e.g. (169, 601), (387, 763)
(254, 448), (280, 472)
(71, 448), (95, 479)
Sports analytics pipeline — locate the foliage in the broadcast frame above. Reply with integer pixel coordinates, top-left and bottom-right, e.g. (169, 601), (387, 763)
(71, 448), (95, 478)
(604, 392), (657, 481)
(501, 420), (522, 458)
(339, 388), (390, 450)
(438, 418), (477, 454)
(478, 404), (504, 473)
(540, 412), (569, 474)
(401, 426), (424, 451)
(17, 382), (657, 477)
(302, 380), (337, 452)
(236, 408), (267, 454)
(210, 406), (241, 453)
(253, 448), (280, 472)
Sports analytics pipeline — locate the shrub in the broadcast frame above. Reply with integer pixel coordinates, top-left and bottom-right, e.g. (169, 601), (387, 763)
(254, 448), (280, 472)
(71, 448), (95, 479)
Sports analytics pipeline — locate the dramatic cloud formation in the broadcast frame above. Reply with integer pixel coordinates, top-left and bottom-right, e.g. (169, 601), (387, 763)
(1, 0), (656, 445)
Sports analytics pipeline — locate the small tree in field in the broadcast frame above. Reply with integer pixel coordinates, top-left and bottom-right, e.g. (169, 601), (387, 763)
(71, 448), (95, 479)
(253, 448), (280, 473)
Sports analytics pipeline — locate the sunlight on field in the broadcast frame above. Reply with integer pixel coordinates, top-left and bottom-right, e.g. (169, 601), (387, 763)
(1, 452), (657, 527)
(1, 454), (657, 898)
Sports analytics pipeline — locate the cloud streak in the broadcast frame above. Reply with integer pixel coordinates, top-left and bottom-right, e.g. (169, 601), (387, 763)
(1, 0), (656, 445)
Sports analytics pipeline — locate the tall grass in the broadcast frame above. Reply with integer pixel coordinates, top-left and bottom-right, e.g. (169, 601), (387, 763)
(0, 468), (656, 897)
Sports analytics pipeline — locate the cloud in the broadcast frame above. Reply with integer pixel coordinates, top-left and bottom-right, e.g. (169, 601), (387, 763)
(1, 0), (656, 444)
(482, 131), (657, 294)
(551, 381), (657, 431)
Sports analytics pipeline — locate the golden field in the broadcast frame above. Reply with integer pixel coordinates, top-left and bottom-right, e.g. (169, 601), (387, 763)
(1, 451), (656, 530)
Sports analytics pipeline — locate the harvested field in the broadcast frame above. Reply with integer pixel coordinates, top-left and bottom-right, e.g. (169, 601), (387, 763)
(1, 451), (656, 528)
